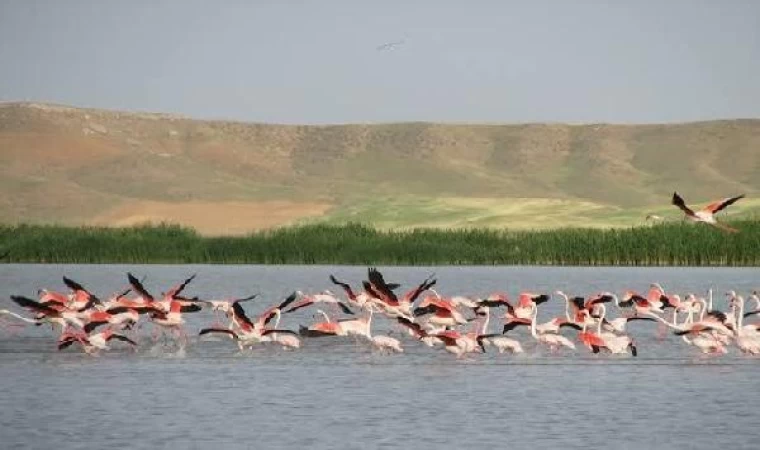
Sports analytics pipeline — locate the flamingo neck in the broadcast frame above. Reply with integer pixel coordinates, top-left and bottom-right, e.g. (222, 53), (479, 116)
(556, 292), (571, 321)
(698, 299), (707, 322)
(596, 305), (606, 334)
(366, 306), (374, 337)
(480, 308), (490, 335)
(707, 289), (713, 312)
(737, 296), (745, 334)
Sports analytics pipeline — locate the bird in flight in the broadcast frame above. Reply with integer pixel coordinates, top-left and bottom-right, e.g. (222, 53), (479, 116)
(671, 191), (745, 233)
(376, 39), (405, 51)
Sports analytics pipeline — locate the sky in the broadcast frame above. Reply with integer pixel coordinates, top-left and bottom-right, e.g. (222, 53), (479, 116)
(1, 0), (759, 124)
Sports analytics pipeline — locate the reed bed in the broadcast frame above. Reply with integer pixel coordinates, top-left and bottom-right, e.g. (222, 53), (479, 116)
(1, 221), (759, 265)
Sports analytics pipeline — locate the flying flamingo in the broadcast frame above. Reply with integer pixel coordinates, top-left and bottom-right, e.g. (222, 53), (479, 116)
(365, 267), (433, 317)
(299, 309), (347, 337)
(284, 291), (354, 315)
(58, 328), (137, 354)
(328, 275), (375, 309)
(193, 294), (258, 326)
(10, 295), (85, 330)
(62, 276), (103, 310)
(671, 191), (744, 232)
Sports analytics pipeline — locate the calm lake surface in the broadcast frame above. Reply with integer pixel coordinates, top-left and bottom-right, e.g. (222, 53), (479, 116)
(1, 265), (759, 449)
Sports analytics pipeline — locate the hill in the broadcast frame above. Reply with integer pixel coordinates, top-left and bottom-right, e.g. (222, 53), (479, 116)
(2, 102), (760, 234)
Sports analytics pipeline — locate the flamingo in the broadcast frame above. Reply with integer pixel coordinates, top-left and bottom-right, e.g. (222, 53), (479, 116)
(512, 292), (550, 319)
(730, 295), (760, 354)
(328, 275), (375, 309)
(527, 304), (576, 352)
(594, 305), (637, 356)
(413, 298), (471, 327)
(365, 267), (433, 317)
(360, 306), (403, 353)
(193, 294), (258, 326)
(284, 291), (354, 315)
(10, 295), (85, 330)
(474, 306), (523, 354)
(82, 308), (139, 333)
(299, 309), (347, 337)
(672, 324), (728, 354)
(671, 191), (744, 232)
(259, 309), (301, 349)
(433, 330), (479, 358)
(62, 276), (103, 310)
(58, 328), (137, 354)
(619, 290), (666, 316)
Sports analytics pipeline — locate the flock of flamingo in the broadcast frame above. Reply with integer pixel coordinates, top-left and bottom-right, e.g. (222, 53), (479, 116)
(2, 268), (760, 357)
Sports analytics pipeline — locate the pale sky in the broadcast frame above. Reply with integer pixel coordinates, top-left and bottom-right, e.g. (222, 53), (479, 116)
(1, 0), (759, 124)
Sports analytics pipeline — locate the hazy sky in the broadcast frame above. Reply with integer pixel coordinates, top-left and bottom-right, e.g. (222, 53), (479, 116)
(1, 1), (759, 124)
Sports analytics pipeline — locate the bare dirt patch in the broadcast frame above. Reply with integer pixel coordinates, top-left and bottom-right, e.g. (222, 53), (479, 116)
(91, 200), (332, 235)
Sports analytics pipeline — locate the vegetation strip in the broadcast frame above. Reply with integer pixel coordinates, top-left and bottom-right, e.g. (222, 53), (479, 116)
(1, 222), (759, 266)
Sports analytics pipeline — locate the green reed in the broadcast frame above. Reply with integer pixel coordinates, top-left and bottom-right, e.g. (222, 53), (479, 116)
(1, 221), (759, 265)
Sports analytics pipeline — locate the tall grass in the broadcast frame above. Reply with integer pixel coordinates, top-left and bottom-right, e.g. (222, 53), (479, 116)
(1, 221), (759, 265)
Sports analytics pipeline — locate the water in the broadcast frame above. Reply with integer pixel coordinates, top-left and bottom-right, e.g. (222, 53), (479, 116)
(1, 265), (758, 449)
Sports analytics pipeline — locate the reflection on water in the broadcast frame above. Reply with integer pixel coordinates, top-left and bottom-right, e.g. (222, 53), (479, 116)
(0, 265), (758, 449)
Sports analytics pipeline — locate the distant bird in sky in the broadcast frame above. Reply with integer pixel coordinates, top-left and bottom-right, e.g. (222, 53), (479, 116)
(671, 191), (745, 233)
(376, 39), (405, 51)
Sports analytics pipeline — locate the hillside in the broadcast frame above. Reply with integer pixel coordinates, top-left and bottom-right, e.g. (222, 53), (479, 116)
(2, 102), (760, 234)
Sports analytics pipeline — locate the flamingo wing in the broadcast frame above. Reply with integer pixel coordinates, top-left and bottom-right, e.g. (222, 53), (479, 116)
(127, 273), (154, 301)
(361, 281), (382, 299)
(165, 273), (197, 298)
(233, 294), (259, 304)
(329, 275), (356, 299)
(569, 296), (585, 313)
(532, 294), (551, 306)
(367, 267), (399, 304)
(502, 319), (530, 334)
(231, 302), (255, 329)
(671, 192), (696, 217)
(199, 328), (239, 340)
(107, 334), (138, 346)
(63, 277), (103, 305)
(277, 292), (299, 311)
(10, 295), (59, 315)
(62, 276), (87, 293)
(337, 302), (354, 315)
(57, 337), (78, 350)
(283, 298), (315, 314)
(584, 294), (613, 310)
(402, 274), (436, 305)
(396, 317), (427, 337)
(83, 321), (109, 334)
(261, 328), (298, 337)
(703, 194), (744, 214)
(558, 321), (583, 330)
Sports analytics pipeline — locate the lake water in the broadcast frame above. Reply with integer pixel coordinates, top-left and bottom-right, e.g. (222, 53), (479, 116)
(1, 265), (758, 449)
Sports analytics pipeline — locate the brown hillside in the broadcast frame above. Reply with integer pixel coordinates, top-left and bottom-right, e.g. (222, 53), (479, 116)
(2, 102), (759, 234)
